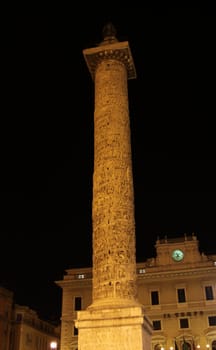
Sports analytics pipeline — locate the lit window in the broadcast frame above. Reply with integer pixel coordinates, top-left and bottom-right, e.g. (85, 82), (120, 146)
(77, 274), (85, 279)
(139, 269), (145, 274)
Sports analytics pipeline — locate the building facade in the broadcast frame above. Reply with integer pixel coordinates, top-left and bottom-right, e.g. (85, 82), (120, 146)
(57, 234), (216, 350)
(10, 304), (60, 350)
(0, 287), (60, 350)
(0, 286), (13, 350)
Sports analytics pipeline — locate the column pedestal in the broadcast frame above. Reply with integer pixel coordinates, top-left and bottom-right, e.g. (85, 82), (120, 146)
(76, 305), (152, 350)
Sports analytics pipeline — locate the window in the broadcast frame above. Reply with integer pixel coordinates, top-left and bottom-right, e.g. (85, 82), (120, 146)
(152, 320), (161, 330)
(208, 316), (216, 326)
(16, 314), (22, 321)
(177, 288), (186, 303)
(212, 340), (216, 350)
(154, 344), (162, 350)
(26, 333), (32, 345)
(74, 297), (82, 311)
(180, 318), (189, 328)
(151, 291), (159, 305)
(205, 286), (214, 300)
(182, 341), (191, 350)
(74, 326), (78, 335)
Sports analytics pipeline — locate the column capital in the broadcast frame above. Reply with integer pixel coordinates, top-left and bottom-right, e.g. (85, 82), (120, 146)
(83, 40), (136, 81)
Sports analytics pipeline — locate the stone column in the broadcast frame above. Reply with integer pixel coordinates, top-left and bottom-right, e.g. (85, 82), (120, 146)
(76, 23), (152, 350)
(86, 25), (138, 309)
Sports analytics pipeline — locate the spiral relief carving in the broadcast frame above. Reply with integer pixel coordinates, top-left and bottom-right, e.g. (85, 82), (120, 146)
(92, 59), (137, 304)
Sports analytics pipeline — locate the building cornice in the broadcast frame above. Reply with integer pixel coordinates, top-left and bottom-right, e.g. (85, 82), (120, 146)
(137, 267), (216, 280)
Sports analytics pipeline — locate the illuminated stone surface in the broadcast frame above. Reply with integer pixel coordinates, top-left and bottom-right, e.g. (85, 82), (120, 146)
(75, 25), (152, 349)
(92, 58), (137, 306)
(77, 307), (152, 350)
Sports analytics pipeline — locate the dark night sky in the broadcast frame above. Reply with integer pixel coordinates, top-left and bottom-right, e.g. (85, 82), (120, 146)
(1, 7), (216, 322)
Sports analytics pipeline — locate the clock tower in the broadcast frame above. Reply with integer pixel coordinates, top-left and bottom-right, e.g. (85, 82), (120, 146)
(155, 233), (201, 266)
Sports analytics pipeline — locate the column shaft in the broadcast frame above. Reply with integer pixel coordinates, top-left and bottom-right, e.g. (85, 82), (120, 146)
(92, 58), (137, 306)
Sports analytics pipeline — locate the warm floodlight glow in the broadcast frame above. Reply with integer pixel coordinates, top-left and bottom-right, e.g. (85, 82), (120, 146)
(50, 341), (57, 349)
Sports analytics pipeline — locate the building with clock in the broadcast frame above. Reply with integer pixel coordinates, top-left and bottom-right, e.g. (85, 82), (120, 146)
(56, 233), (216, 350)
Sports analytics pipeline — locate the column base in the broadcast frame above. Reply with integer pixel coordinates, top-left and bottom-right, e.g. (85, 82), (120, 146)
(75, 304), (152, 350)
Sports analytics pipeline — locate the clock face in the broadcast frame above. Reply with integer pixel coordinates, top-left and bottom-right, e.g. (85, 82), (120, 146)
(172, 249), (184, 261)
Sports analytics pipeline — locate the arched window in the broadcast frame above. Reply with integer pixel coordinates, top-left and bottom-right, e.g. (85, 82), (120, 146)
(212, 340), (216, 350)
(154, 344), (162, 350)
(182, 341), (191, 350)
